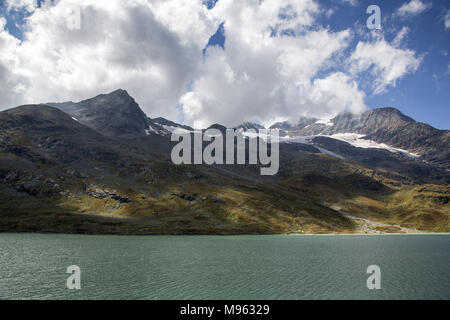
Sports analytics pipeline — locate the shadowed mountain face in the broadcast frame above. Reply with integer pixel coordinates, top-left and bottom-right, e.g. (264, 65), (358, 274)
(0, 90), (448, 235)
(0, 105), (121, 163)
(311, 136), (448, 185)
(48, 89), (150, 138)
(235, 122), (266, 131)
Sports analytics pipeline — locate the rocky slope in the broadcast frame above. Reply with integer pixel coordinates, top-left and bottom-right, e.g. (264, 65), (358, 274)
(48, 89), (151, 138)
(0, 90), (448, 234)
(271, 108), (450, 169)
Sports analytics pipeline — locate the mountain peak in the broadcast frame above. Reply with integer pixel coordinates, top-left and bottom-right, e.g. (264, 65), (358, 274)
(48, 90), (149, 138)
(368, 107), (415, 123)
(270, 117), (317, 131)
(108, 88), (132, 98)
(235, 122), (265, 131)
(358, 107), (416, 131)
(90, 89), (135, 104)
(206, 123), (227, 133)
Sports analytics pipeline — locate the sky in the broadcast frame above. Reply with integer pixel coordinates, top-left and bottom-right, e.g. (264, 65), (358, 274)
(0, 0), (448, 129)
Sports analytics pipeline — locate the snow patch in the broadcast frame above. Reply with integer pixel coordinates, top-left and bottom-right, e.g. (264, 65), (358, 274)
(271, 132), (418, 159)
(328, 133), (419, 158)
(162, 125), (191, 134)
(145, 124), (159, 135)
(241, 130), (279, 142)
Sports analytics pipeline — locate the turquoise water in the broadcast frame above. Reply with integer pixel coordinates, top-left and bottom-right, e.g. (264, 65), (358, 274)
(0, 233), (449, 300)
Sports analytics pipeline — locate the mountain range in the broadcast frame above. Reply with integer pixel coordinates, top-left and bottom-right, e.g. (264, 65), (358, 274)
(0, 89), (448, 234)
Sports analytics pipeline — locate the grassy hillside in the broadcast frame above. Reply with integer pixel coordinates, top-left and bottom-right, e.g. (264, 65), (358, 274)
(1, 151), (448, 235)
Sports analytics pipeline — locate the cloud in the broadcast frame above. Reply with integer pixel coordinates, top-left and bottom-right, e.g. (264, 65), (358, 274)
(349, 31), (422, 94)
(395, 0), (431, 18)
(181, 0), (368, 128)
(445, 10), (450, 29)
(393, 26), (410, 47)
(341, 0), (358, 6)
(0, 0), (219, 121)
(0, 16), (29, 108)
(0, 0), (423, 128)
(5, 0), (38, 13)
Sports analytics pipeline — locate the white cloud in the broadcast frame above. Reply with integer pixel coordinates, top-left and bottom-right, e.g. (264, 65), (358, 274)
(325, 8), (335, 18)
(148, 0), (219, 48)
(181, 0), (368, 128)
(0, 16), (29, 108)
(341, 0), (358, 6)
(445, 10), (450, 29)
(393, 26), (410, 47)
(0, 0), (218, 121)
(395, 0), (431, 18)
(0, 0), (423, 128)
(349, 32), (422, 94)
(5, 0), (38, 13)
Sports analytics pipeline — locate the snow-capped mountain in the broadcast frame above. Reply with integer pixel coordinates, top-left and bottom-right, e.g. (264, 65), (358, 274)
(1, 89), (448, 235)
(45, 89), (448, 171)
(270, 108), (449, 170)
(235, 122), (266, 131)
(150, 117), (194, 135)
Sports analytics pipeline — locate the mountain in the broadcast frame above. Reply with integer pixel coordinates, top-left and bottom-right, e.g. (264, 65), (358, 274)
(270, 116), (318, 132)
(0, 104), (121, 163)
(271, 108), (450, 170)
(235, 122), (266, 131)
(206, 123), (228, 134)
(48, 89), (151, 138)
(152, 117), (193, 132)
(0, 90), (448, 235)
(310, 136), (447, 185)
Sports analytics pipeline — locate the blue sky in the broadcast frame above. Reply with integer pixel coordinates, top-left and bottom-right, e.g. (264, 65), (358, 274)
(0, 0), (449, 129)
(357, 0), (449, 130)
(0, 0), (45, 38)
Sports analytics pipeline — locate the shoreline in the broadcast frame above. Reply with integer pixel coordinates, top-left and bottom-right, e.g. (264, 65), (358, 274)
(1, 231), (449, 237)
